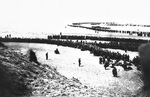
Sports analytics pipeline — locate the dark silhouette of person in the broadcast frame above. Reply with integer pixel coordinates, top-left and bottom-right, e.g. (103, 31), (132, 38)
(112, 66), (117, 77)
(104, 61), (109, 70)
(78, 58), (81, 67)
(54, 48), (60, 54)
(122, 61), (128, 70)
(99, 57), (103, 64)
(103, 57), (106, 63)
(46, 52), (48, 60)
(111, 63), (115, 68)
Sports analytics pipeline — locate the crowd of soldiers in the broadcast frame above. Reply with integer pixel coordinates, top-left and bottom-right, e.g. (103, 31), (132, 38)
(48, 35), (148, 52)
(48, 39), (130, 61)
(51, 39), (142, 71)
(99, 56), (134, 77)
(96, 41), (141, 51)
(108, 30), (150, 37)
(1, 36), (141, 73)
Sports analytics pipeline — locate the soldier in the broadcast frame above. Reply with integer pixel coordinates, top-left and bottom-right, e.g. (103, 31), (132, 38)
(102, 57), (106, 64)
(46, 52), (48, 60)
(122, 61), (128, 70)
(78, 58), (81, 67)
(54, 48), (60, 54)
(104, 61), (109, 70)
(99, 57), (103, 64)
(112, 66), (117, 77)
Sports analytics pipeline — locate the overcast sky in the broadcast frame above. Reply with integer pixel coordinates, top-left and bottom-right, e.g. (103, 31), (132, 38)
(0, 0), (149, 33)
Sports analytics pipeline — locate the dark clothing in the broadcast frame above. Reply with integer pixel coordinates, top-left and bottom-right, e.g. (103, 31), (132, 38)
(112, 67), (117, 77)
(103, 57), (106, 63)
(99, 57), (103, 64)
(104, 61), (109, 69)
(78, 58), (81, 67)
(54, 49), (60, 54)
(46, 52), (48, 60)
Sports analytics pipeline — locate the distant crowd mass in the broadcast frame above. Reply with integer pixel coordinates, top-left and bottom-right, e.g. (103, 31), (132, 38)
(47, 36), (142, 70)
(40, 37), (140, 78)
(1, 34), (149, 96)
(46, 37), (150, 96)
(92, 27), (150, 37)
(1, 31), (150, 96)
(0, 36), (142, 71)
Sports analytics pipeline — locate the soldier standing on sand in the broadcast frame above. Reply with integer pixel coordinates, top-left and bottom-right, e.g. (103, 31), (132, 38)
(112, 66), (117, 77)
(46, 52), (48, 60)
(99, 57), (103, 64)
(78, 58), (81, 67)
(104, 61), (109, 70)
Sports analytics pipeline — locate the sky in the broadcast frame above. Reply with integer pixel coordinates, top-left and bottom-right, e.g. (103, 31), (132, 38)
(0, 0), (150, 34)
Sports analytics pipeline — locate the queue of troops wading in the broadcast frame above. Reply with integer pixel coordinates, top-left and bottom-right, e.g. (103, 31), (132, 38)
(45, 48), (135, 77)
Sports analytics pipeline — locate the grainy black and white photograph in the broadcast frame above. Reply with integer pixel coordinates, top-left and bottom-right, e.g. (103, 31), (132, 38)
(0, 0), (150, 97)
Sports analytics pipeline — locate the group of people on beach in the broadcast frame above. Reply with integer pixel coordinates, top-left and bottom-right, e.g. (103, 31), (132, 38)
(99, 57), (119, 77)
(99, 55), (135, 77)
(44, 47), (132, 78)
(43, 41), (150, 96)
